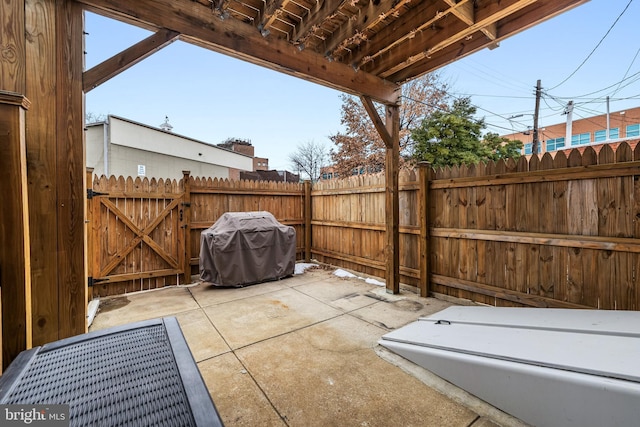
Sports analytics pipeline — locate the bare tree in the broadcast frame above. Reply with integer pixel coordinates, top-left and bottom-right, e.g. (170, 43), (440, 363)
(329, 73), (449, 177)
(85, 112), (107, 124)
(288, 140), (329, 181)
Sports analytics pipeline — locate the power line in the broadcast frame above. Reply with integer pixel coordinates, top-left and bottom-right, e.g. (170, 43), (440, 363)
(571, 109), (609, 129)
(460, 57), (534, 92)
(400, 95), (529, 134)
(546, 70), (640, 99)
(574, 103), (608, 117)
(615, 93), (640, 100)
(405, 83), (640, 138)
(542, 91), (640, 121)
(447, 61), (533, 94)
(450, 92), (534, 100)
(613, 46), (640, 97)
(548, 0), (634, 91)
(541, 93), (566, 112)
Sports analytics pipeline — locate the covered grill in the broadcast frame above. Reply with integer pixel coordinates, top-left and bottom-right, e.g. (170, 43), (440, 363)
(199, 211), (296, 287)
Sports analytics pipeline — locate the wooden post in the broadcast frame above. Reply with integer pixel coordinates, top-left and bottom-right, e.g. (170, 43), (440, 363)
(418, 162), (432, 297)
(304, 180), (312, 262)
(0, 93), (33, 370)
(27, 0), (86, 345)
(57, 0), (86, 338)
(182, 171), (192, 283)
(384, 104), (400, 294)
(0, 0), (25, 95)
(360, 95), (401, 294)
(1, 0), (32, 369)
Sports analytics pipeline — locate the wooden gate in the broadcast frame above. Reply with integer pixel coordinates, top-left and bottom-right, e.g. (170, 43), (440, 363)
(87, 175), (186, 297)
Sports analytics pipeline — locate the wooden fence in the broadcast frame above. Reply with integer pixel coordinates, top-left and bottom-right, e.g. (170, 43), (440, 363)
(87, 171), (305, 297)
(310, 171), (421, 287)
(87, 174), (186, 297)
(186, 175), (306, 279)
(426, 142), (640, 310)
(87, 142), (640, 310)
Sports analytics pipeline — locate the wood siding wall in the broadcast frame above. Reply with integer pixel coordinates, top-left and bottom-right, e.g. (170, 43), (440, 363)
(88, 142), (640, 310)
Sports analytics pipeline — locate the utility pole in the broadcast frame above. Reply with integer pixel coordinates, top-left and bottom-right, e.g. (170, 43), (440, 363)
(532, 79), (541, 155)
(565, 100), (574, 144)
(606, 96), (610, 140)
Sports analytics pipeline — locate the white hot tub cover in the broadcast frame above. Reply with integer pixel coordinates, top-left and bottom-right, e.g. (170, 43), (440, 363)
(199, 211), (296, 287)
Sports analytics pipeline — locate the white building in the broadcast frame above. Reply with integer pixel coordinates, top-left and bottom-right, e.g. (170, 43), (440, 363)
(86, 115), (253, 180)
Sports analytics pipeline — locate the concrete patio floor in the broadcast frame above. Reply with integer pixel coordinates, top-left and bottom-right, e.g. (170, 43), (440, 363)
(90, 266), (525, 427)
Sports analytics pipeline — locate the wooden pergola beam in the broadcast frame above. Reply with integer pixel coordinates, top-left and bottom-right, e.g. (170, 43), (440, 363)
(443, 0), (475, 26)
(360, 96), (392, 146)
(321, 0), (399, 59)
(259, 0), (288, 32)
(292, 0), (342, 43)
(347, 0), (443, 70)
(77, 0), (401, 105)
(83, 28), (180, 93)
(373, 0), (537, 78)
(388, 0), (588, 82)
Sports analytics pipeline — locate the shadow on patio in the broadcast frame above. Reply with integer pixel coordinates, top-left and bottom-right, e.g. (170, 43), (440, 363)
(90, 265), (525, 427)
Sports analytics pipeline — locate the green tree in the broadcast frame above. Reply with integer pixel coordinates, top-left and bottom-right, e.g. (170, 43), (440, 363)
(412, 97), (483, 167)
(482, 132), (523, 162)
(412, 97), (522, 167)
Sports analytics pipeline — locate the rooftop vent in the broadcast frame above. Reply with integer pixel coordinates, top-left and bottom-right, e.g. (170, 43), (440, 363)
(159, 116), (173, 132)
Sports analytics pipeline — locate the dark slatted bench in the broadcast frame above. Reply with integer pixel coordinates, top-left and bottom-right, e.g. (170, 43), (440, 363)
(0, 317), (223, 426)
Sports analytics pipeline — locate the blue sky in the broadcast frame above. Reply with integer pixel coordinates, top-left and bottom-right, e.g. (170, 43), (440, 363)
(85, 0), (639, 171)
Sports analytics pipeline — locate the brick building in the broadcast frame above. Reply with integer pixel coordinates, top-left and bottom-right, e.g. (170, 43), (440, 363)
(217, 138), (269, 171)
(502, 106), (640, 155)
(240, 170), (299, 182)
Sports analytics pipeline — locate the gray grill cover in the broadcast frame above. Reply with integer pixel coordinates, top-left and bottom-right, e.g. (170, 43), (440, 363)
(199, 211), (296, 287)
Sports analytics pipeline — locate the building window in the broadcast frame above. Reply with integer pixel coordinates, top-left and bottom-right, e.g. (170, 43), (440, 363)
(571, 132), (590, 146)
(627, 124), (640, 138)
(322, 173), (328, 180)
(546, 137), (565, 151)
(524, 143), (541, 155)
(594, 128), (620, 142)
(611, 128), (620, 139)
